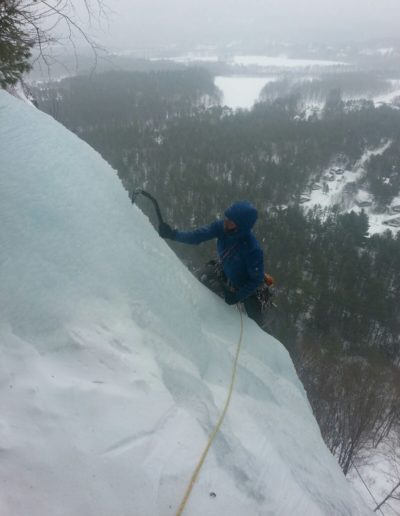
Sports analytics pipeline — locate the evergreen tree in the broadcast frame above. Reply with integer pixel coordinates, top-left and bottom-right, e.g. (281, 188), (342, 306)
(1, 1), (105, 89)
(0, 0), (33, 87)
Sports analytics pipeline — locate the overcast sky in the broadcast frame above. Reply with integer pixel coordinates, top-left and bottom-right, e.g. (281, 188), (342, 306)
(85, 0), (400, 51)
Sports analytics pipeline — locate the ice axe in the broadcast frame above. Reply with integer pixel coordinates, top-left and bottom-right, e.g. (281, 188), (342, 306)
(130, 188), (165, 227)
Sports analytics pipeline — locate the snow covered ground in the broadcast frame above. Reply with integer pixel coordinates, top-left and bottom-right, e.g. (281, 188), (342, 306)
(360, 47), (397, 57)
(215, 70), (400, 112)
(373, 80), (400, 108)
(214, 76), (276, 110)
(232, 55), (349, 69)
(0, 90), (372, 515)
(349, 433), (400, 516)
(300, 141), (400, 235)
(151, 53), (220, 64)
(350, 463), (400, 515)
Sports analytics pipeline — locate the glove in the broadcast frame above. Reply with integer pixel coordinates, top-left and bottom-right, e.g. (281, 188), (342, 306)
(224, 290), (239, 305)
(158, 222), (177, 240)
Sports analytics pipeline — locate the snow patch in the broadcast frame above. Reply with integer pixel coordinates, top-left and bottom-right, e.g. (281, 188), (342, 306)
(232, 55), (349, 69)
(214, 76), (276, 110)
(300, 141), (398, 236)
(151, 54), (220, 63)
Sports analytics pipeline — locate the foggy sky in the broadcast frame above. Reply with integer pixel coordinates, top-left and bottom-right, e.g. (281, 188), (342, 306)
(90, 0), (400, 50)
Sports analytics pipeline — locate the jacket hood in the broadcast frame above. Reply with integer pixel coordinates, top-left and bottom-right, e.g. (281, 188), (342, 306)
(224, 201), (258, 233)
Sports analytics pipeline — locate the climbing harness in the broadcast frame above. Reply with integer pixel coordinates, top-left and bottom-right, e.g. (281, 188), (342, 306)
(201, 260), (276, 312)
(175, 305), (244, 516)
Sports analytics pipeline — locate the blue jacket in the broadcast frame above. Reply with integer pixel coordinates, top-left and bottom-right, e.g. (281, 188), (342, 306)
(174, 201), (264, 301)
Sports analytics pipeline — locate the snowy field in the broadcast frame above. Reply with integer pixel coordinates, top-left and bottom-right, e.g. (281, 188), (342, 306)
(214, 76), (276, 109)
(215, 70), (400, 112)
(0, 91), (371, 516)
(151, 53), (220, 64)
(232, 55), (349, 69)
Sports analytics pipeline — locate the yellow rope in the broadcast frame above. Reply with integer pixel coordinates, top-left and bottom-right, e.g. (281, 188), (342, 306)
(175, 305), (244, 516)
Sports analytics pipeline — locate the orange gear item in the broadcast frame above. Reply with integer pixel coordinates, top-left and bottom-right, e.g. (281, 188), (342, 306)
(264, 273), (274, 286)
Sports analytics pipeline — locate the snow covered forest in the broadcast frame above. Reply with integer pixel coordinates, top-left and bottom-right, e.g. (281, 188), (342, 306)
(2, 0), (400, 512)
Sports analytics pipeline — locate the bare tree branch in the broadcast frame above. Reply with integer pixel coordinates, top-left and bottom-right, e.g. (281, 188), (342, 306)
(1, 0), (108, 85)
(374, 481), (400, 512)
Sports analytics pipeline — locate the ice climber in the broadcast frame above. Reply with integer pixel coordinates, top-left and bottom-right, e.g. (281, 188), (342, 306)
(159, 200), (271, 326)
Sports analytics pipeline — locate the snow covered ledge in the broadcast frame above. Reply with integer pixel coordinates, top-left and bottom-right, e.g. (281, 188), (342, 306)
(0, 90), (371, 515)
(6, 80), (35, 105)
